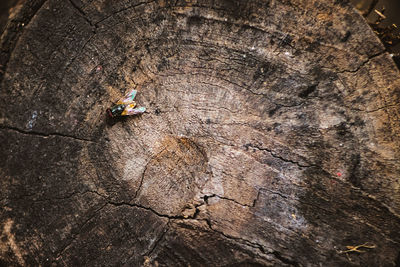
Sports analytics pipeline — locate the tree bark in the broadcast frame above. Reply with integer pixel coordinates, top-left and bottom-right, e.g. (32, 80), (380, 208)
(1, 0), (400, 266)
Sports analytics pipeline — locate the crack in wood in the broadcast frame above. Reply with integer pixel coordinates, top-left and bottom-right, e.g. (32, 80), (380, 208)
(201, 194), (253, 208)
(0, 125), (96, 143)
(90, 190), (279, 261)
(133, 146), (168, 200)
(93, 0), (156, 26)
(2, 0), (399, 266)
(68, 0), (96, 32)
(244, 143), (313, 168)
(334, 50), (387, 74)
(144, 221), (170, 257)
(53, 202), (108, 261)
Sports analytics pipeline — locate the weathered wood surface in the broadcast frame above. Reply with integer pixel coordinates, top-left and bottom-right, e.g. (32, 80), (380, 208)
(1, 0), (400, 266)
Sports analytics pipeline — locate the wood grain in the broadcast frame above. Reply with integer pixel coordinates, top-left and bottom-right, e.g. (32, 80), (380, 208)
(1, 0), (400, 266)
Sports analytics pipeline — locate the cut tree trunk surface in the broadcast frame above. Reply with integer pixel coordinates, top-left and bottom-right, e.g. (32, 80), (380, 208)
(1, 0), (400, 266)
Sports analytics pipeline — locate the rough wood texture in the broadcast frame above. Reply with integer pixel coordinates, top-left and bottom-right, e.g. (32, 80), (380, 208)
(1, 0), (400, 266)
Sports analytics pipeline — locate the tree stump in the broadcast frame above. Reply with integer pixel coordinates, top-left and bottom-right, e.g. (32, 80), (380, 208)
(1, 0), (400, 266)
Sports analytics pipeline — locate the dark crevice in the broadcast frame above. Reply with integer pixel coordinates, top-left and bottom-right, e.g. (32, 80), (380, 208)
(88, 190), (303, 266)
(211, 139), (314, 169)
(244, 143), (313, 168)
(335, 50), (387, 74)
(0, 125), (97, 143)
(368, 104), (399, 113)
(272, 251), (300, 267)
(133, 162), (149, 199)
(134, 147), (168, 199)
(252, 190), (262, 207)
(107, 200), (189, 220)
(68, 0), (96, 31)
(123, 221), (170, 265)
(145, 222), (170, 257)
(191, 203), (203, 219)
(201, 194), (253, 208)
(53, 202), (108, 261)
(52, 32), (96, 94)
(251, 188), (288, 208)
(92, 189), (199, 220)
(259, 188), (288, 200)
(95, 191), (255, 248)
(199, 216), (300, 266)
(298, 84), (317, 98)
(198, 217), (267, 256)
(93, 0), (156, 26)
(22, 0), (49, 28)
(354, 104), (399, 113)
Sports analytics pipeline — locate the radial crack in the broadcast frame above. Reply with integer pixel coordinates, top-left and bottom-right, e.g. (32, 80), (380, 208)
(145, 221), (170, 257)
(202, 194), (253, 208)
(245, 143), (312, 168)
(134, 147), (168, 199)
(93, 0), (156, 26)
(92, 189), (302, 266)
(53, 202), (108, 261)
(272, 251), (300, 266)
(335, 50), (386, 74)
(68, 0), (96, 31)
(0, 125), (96, 143)
(198, 217), (300, 266)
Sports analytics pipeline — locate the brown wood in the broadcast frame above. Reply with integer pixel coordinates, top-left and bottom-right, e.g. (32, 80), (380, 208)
(1, 0), (400, 266)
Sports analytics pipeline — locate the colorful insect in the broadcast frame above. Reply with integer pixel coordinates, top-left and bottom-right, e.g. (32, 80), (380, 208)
(106, 89), (146, 118)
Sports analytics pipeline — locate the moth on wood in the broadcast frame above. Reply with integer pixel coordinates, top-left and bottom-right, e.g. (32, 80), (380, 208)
(106, 89), (146, 118)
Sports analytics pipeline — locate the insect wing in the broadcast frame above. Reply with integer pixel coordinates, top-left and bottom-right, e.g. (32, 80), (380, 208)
(117, 89), (137, 105)
(125, 106), (146, 116)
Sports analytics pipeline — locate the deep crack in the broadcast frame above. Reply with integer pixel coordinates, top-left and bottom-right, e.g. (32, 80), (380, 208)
(201, 194), (253, 208)
(145, 221), (170, 257)
(134, 147), (168, 199)
(245, 143), (313, 168)
(68, 0), (96, 31)
(78, 190), (302, 266)
(272, 251), (301, 267)
(54, 202), (108, 261)
(335, 50), (386, 74)
(93, 0), (156, 26)
(198, 217), (301, 266)
(0, 125), (96, 143)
